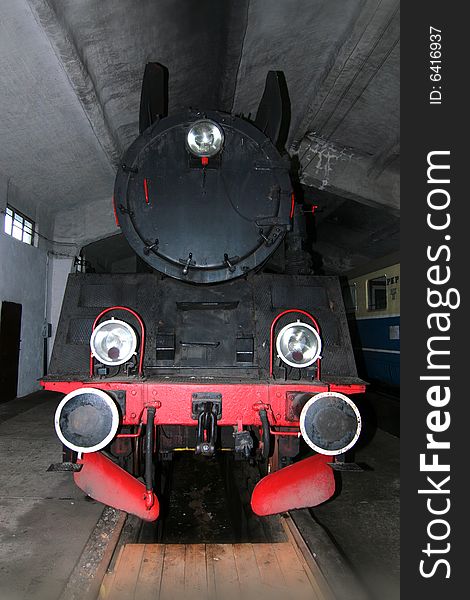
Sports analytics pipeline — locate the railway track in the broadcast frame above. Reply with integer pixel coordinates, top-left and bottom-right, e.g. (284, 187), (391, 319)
(100, 513), (329, 600)
(60, 453), (367, 600)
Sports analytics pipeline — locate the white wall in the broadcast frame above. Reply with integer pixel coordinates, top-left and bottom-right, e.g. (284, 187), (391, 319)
(46, 254), (74, 364)
(0, 174), (56, 397)
(0, 228), (47, 396)
(1, 174), (118, 395)
(45, 196), (117, 363)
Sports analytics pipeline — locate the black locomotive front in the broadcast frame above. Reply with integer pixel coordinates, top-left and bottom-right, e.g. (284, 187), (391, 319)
(116, 109), (292, 284)
(43, 65), (365, 521)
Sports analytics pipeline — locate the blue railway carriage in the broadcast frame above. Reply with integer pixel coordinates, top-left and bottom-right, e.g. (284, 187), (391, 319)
(344, 256), (400, 388)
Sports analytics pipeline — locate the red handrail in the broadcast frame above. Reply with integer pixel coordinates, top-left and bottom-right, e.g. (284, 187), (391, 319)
(270, 429), (301, 437)
(116, 424), (144, 439)
(89, 306), (145, 377)
(269, 308), (321, 379)
(290, 192), (295, 219)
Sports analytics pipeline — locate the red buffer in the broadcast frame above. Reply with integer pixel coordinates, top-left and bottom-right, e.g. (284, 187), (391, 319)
(250, 454), (335, 516)
(74, 451), (160, 522)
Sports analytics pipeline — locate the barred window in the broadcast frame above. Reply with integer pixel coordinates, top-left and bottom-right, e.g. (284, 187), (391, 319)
(3, 205), (35, 246)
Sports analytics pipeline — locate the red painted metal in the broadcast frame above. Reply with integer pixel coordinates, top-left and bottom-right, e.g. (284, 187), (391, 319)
(42, 379), (365, 427)
(250, 454), (335, 516)
(89, 306), (145, 377)
(270, 429), (301, 437)
(112, 196), (120, 227)
(290, 192), (295, 219)
(145, 490), (156, 510)
(74, 451), (159, 521)
(143, 178), (149, 204)
(116, 424), (143, 439)
(269, 309), (321, 378)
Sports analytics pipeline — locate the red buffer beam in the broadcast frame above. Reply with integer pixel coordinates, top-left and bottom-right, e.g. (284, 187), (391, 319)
(250, 454), (335, 516)
(74, 451), (160, 522)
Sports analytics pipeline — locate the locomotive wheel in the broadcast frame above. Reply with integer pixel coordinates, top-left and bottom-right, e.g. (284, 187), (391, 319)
(268, 437), (281, 473)
(132, 435), (145, 477)
(259, 437), (293, 476)
(130, 423), (156, 478)
(110, 435), (134, 473)
(108, 426), (146, 477)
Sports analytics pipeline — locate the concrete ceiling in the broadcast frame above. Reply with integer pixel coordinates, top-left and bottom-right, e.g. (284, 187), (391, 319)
(1, 0), (399, 273)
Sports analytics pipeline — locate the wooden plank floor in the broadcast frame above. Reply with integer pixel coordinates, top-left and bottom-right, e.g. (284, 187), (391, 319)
(99, 542), (326, 600)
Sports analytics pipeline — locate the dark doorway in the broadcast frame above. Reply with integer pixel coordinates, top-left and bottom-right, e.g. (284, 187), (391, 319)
(0, 301), (22, 402)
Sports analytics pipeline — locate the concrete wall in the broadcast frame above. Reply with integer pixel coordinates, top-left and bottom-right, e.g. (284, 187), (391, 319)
(53, 195), (118, 248)
(0, 232), (48, 396)
(0, 174), (55, 397)
(46, 255), (74, 365)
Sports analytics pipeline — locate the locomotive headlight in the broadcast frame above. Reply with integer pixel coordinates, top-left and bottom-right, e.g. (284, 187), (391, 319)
(90, 319), (137, 366)
(186, 119), (224, 157)
(276, 320), (322, 368)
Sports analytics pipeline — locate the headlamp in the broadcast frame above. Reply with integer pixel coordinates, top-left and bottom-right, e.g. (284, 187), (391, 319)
(90, 318), (137, 366)
(276, 320), (322, 368)
(186, 119), (224, 158)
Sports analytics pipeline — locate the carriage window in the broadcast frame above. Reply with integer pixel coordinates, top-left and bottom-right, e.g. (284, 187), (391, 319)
(3, 205), (35, 246)
(368, 276), (387, 311)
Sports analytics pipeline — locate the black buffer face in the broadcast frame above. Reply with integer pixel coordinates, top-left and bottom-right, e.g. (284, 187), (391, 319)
(115, 110), (292, 284)
(302, 395), (360, 454)
(58, 391), (116, 451)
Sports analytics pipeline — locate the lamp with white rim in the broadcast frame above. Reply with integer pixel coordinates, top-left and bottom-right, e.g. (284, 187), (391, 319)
(275, 319), (322, 369)
(186, 119), (224, 158)
(90, 318), (137, 367)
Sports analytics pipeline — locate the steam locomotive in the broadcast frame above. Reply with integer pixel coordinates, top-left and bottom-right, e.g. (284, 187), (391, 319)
(42, 64), (365, 521)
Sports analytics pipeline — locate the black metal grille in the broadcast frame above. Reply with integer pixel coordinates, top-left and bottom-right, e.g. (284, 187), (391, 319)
(67, 318), (94, 344)
(47, 272), (359, 382)
(271, 285), (328, 309)
(78, 283), (137, 308)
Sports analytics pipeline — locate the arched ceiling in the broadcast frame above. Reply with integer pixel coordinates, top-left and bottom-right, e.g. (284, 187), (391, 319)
(1, 0), (399, 273)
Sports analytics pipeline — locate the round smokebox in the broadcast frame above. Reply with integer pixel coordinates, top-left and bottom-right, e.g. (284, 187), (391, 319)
(299, 392), (361, 456)
(54, 388), (119, 454)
